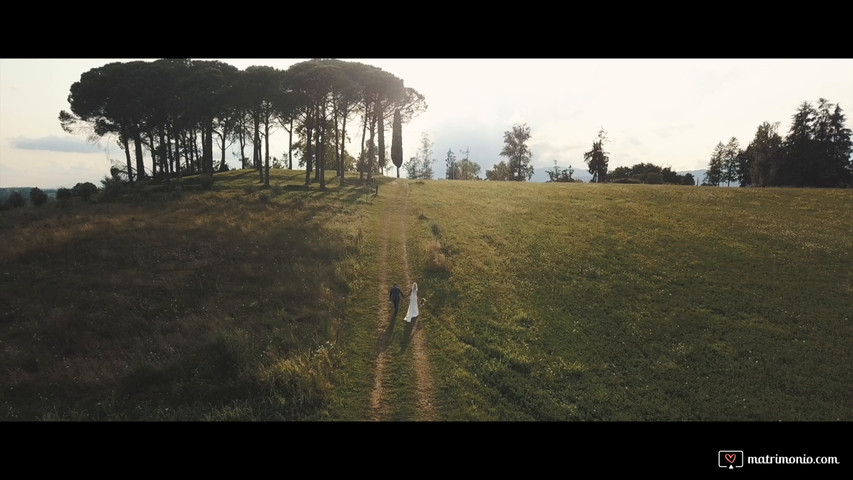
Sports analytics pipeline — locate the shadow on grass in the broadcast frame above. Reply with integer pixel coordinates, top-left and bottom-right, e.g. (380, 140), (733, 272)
(400, 316), (418, 351)
(378, 306), (400, 353)
(0, 178), (357, 420)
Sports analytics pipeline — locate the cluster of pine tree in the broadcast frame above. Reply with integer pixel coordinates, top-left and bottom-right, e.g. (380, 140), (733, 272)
(705, 98), (852, 187)
(60, 59), (425, 189)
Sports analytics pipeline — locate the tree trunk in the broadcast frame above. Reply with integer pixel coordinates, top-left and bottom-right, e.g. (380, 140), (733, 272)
(237, 118), (247, 170)
(166, 126), (174, 183)
(319, 109), (326, 191)
(333, 102), (341, 181)
(313, 105), (321, 183)
(340, 111), (347, 187)
(203, 122), (214, 175)
(367, 114), (375, 183)
(148, 132), (157, 179)
(179, 130), (188, 177)
(359, 103), (368, 181)
(288, 117), (294, 170)
(159, 126), (170, 185)
(175, 128), (182, 182)
(122, 133), (133, 184)
(304, 110), (313, 186)
(254, 114), (262, 183)
(199, 128), (206, 175)
(264, 117), (270, 187)
(190, 129), (199, 175)
(219, 120), (228, 172)
(179, 131), (186, 174)
(187, 129), (194, 174)
(133, 128), (145, 182)
(378, 103), (385, 177)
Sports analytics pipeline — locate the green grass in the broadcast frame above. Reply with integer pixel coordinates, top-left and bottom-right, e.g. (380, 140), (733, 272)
(407, 181), (852, 421)
(2, 171), (850, 421)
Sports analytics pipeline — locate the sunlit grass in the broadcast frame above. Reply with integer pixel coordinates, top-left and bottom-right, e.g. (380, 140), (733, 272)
(3, 170), (850, 421)
(407, 181), (852, 421)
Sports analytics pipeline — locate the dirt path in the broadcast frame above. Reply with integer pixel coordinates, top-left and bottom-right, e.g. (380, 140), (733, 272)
(369, 180), (437, 421)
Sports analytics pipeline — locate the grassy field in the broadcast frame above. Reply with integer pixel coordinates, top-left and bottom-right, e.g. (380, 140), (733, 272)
(407, 181), (851, 421)
(1, 171), (850, 421)
(0, 169), (381, 420)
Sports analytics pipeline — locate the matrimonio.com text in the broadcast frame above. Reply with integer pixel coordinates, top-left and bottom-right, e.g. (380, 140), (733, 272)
(719, 450), (842, 469)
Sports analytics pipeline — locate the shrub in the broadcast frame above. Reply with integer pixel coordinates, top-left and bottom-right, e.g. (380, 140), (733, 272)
(646, 172), (663, 185)
(29, 187), (48, 206)
(8, 191), (25, 208)
(56, 188), (72, 201)
(424, 239), (452, 275)
(72, 182), (99, 201)
(100, 176), (125, 200)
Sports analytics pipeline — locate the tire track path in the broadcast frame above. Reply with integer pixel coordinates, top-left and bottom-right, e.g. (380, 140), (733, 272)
(369, 180), (437, 421)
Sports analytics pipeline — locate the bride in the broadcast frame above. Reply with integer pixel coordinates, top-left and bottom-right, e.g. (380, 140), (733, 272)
(405, 283), (419, 323)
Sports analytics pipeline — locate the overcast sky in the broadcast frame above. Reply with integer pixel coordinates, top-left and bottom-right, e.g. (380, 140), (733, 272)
(1, 58), (852, 188)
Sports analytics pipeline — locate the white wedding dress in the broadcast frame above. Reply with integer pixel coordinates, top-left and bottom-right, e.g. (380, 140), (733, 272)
(405, 283), (419, 322)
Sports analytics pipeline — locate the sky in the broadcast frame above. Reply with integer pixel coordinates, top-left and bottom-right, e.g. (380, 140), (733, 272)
(1, 58), (852, 188)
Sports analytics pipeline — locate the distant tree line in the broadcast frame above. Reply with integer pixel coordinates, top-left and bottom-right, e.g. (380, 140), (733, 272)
(59, 59), (426, 189)
(704, 98), (852, 187)
(487, 125), (611, 183)
(483, 98), (850, 188)
(0, 186), (93, 210)
(609, 164), (695, 185)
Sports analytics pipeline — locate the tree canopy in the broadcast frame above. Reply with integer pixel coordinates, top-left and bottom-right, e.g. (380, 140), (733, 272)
(707, 98), (851, 188)
(60, 59), (426, 187)
(498, 123), (534, 181)
(610, 163), (692, 185)
(584, 128), (609, 183)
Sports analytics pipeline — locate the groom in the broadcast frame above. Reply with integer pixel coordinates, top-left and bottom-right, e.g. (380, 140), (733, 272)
(389, 283), (404, 318)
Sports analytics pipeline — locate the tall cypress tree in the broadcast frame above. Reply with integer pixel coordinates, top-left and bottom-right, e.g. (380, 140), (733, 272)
(391, 109), (403, 178)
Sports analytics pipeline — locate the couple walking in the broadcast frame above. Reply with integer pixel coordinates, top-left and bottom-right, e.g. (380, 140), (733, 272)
(389, 282), (419, 323)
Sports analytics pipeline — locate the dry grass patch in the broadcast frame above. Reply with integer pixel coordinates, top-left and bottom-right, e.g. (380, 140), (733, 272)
(0, 169), (369, 420)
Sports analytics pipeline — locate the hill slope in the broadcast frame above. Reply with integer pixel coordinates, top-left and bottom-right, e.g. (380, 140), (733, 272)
(405, 180), (852, 420)
(1, 170), (850, 422)
(0, 170), (370, 420)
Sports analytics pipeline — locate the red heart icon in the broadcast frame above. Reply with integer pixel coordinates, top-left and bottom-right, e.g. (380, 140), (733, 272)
(725, 453), (736, 464)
